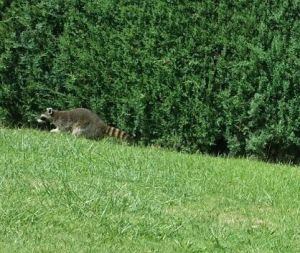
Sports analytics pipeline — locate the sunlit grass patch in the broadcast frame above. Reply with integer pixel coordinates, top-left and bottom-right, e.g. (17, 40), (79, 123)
(0, 128), (299, 252)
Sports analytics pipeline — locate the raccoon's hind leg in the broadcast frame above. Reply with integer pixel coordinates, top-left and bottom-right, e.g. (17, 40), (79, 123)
(72, 127), (83, 137)
(72, 125), (103, 140)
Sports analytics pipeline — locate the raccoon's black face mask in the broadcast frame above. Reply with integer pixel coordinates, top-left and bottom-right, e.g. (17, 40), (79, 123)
(37, 108), (54, 124)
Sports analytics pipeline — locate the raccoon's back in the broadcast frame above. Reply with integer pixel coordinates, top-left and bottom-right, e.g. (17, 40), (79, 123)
(69, 108), (104, 125)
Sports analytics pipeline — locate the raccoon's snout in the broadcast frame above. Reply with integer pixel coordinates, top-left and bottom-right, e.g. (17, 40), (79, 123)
(37, 115), (48, 123)
(37, 118), (45, 123)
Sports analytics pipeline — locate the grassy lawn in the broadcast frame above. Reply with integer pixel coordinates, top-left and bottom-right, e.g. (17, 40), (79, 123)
(0, 128), (300, 252)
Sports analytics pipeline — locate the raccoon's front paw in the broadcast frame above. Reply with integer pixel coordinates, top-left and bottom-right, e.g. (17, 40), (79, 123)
(50, 128), (60, 133)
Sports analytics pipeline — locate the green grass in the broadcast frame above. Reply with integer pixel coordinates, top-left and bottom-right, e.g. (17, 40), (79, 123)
(1, 128), (300, 252)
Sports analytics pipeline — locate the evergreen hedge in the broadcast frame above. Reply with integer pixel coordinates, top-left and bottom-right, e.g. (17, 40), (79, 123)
(1, 0), (299, 162)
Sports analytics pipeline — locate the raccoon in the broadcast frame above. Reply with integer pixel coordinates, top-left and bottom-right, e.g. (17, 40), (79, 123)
(37, 108), (129, 141)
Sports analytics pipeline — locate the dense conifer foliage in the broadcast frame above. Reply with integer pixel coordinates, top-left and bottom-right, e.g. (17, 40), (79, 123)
(1, 1), (299, 161)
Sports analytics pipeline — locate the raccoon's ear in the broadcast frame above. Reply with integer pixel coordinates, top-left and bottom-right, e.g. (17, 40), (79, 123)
(47, 108), (53, 115)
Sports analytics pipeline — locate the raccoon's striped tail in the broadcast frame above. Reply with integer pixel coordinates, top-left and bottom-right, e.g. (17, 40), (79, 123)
(105, 126), (130, 141)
